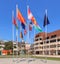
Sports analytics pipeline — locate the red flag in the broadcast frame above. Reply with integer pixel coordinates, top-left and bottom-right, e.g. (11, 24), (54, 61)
(24, 29), (27, 35)
(29, 22), (33, 31)
(13, 18), (16, 25)
(13, 18), (18, 29)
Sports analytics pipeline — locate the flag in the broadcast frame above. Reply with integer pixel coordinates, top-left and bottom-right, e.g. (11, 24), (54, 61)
(29, 22), (33, 31)
(21, 23), (25, 29)
(43, 13), (50, 27)
(17, 9), (26, 25)
(13, 18), (18, 29)
(20, 32), (23, 39)
(21, 23), (27, 35)
(28, 8), (37, 25)
(24, 29), (27, 35)
(28, 7), (42, 32)
(34, 24), (42, 32)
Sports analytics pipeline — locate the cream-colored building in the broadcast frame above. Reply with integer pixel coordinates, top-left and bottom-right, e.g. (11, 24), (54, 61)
(25, 43), (30, 54)
(13, 41), (30, 55)
(34, 30), (60, 55)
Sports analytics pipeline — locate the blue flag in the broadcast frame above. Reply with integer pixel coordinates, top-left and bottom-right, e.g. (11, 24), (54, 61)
(43, 13), (50, 27)
(21, 23), (25, 29)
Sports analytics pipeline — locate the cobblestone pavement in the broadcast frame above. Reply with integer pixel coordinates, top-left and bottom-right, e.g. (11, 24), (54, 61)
(0, 58), (60, 64)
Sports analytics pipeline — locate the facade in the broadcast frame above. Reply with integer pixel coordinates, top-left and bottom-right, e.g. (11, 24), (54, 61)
(12, 41), (30, 55)
(0, 41), (5, 55)
(25, 43), (30, 54)
(2, 50), (12, 55)
(29, 44), (34, 54)
(13, 42), (19, 55)
(34, 30), (60, 55)
(20, 41), (26, 54)
(0, 40), (30, 55)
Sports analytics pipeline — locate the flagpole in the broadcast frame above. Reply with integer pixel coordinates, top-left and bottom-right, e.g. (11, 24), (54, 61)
(45, 9), (48, 63)
(12, 10), (14, 58)
(16, 4), (18, 58)
(33, 24), (35, 55)
(27, 5), (29, 57)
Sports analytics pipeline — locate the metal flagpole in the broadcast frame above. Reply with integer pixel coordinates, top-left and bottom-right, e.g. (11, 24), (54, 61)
(27, 5), (31, 63)
(12, 10), (14, 59)
(16, 4), (18, 58)
(34, 25), (35, 55)
(27, 5), (35, 63)
(27, 5), (29, 56)
(33, 24), (36, 61)
(44, 9), (48, 63)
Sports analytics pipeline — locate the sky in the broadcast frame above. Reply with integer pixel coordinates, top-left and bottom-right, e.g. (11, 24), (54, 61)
(0, 0), (60, 43)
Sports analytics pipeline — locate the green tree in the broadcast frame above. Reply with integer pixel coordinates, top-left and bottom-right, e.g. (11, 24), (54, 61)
(4, 41), (13, 50)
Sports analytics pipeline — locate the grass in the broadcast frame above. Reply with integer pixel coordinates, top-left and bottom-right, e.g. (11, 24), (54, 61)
(0, 55), (60, 61)
(31, 55), (60, 61)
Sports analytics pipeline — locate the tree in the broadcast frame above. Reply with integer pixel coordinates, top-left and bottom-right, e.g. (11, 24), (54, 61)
(4, 41), (13, 50)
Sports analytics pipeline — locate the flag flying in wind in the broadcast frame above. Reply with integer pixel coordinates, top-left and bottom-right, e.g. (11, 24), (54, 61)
(28, 8), (37, 25)
(20, 32), (23, 39)
(34, 24), (42, 32)
(29, 22), (33, 31)
(21, 23), (27, 35)
(17, 9), (27, 35)
(28, 7), (42, 32)
(13, 18), (18, 29)
(43, 12), (50, 27)
(24, 29), (27, 35)
(17, 9), (26, 25)
(21, 23), (25, 29)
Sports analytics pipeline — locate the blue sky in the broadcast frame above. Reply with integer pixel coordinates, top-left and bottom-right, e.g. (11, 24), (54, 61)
(0, 0), (60, 43)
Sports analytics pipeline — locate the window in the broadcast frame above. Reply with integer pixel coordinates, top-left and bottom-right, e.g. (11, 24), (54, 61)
(40, 42), (43, 44)
(50, 45), (56, 48)
(58, 44), (60, 47)
(40, 46), (42, 49)
(57, 39), (60, 42)
(35, 43), (39, 45)
(46, 41), (49, 43)
(51, 35), (56, 38)
(46, 37), (49, 39)
(36, 51), (39, 54)
(39, 38), (42, 40)
(35, 39), (38, 41)
(46, 46), (49, 48)
(35, 47), (38, 49)
(22, 45), (25, 47)
(14, 46), (17, 48)
(50, 39), (56, 43)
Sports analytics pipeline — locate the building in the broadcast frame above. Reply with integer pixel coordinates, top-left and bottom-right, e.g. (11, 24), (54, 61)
(19, 41), (26, 54)
(13, 41), (19, 55)
(0, 41), (5, 55)
(29, 44), (34, 55)
(25, 43), (30, 54)
(0, 40), (30, 55)
(12, 41), (30, 55)
(34, 30), (60, 55)
(2, 50), (12, 55)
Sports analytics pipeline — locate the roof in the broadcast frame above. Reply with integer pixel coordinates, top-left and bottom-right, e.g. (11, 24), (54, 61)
(35, 30), (60, 40)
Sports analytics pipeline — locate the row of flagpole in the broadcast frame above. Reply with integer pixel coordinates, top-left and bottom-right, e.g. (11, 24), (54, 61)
(12, 4), (37, 58)
(12, 4), (50, 62)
